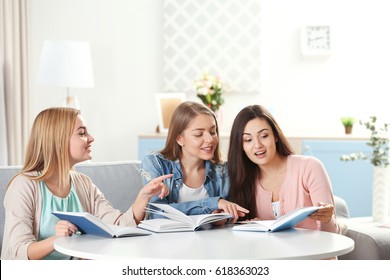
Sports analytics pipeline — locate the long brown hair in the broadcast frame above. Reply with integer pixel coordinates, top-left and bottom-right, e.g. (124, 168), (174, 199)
(18, 107), (80, 190)
(227, 105), (294, 218)
(160, 101), (222, 163)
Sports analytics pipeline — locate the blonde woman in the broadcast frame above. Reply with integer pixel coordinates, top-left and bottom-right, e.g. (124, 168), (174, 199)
(1, 107), (171, 260)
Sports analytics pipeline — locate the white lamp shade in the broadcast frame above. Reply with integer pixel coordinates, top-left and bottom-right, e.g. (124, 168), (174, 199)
(37, 40), (94, 88)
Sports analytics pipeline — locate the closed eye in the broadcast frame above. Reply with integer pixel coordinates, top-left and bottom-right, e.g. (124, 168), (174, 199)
(78, 128), (87, 136)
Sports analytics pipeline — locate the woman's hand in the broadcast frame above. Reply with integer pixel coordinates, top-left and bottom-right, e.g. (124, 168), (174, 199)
(309, 202), (334, 223)
(26, 220), (79, 260)
(210, 213), (228, 226)
(133, 174), (173, 223)
(217, 199), (249, 223)
(55, 220), (78, 236)
(138, 174), (173, 199)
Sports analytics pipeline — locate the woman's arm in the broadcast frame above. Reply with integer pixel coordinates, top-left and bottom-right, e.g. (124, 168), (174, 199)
(2, 176), (40, 259)
(27, 220), (78, 260)
(132, 174), (172, 223)
(140, 154), (221, 216)
(3, 175), (78, 260)
(305, 157), (340, 233)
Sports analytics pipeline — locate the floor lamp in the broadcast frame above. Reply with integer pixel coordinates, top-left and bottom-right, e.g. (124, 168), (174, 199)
(37, 40), (94, 109)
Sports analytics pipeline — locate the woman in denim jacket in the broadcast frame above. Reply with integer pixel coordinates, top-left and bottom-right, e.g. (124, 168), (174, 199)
(141, 101), (248, 223)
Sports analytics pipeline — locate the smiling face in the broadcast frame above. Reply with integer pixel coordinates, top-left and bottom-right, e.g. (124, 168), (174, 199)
(242, 117), (278, 166)
(69, 115), (94, 166)
(176, 114), (218, 162)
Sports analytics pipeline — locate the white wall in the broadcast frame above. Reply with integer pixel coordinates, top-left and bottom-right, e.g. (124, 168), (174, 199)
(260, 0), (390, 137)
(29, 0), (390, 162)
(30, 0), (163, 161)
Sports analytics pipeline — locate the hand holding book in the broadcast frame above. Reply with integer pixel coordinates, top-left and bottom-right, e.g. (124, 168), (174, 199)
(307, 203), (334, 223)
(52, 211), (151, 238)
(232, 206), (321, 232)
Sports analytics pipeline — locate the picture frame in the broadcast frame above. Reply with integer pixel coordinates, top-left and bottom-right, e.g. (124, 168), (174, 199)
(155, 93), (186, 133)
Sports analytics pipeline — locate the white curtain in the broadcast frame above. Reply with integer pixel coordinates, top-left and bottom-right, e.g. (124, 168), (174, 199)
(0, 61), (7, 165)
(0, 0), (30, 165)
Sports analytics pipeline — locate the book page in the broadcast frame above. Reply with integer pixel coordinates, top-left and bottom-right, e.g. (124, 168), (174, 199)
(232, 221), (271, 232)
(148, 203), (194, 225)
(146, 207), (193, 225)
(106, 224), (151, 237)
(148, 203), (232, 227)
(188, 213), (232, 227)
(139, 218), (194, 232)
(145, 203), (232, 230)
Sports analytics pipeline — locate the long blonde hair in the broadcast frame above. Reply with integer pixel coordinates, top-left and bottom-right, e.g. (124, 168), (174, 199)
(20, 107), (80, 189)
(160, 101), (222, 163)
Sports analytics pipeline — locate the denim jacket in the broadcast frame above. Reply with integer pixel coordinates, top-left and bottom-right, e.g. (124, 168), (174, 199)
(140, 153), (229, 218)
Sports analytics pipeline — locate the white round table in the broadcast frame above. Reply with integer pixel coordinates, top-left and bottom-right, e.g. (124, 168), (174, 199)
(54, 226), (354, 260)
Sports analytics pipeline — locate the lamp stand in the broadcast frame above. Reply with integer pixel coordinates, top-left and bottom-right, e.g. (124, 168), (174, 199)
(64, 88), (79, 109)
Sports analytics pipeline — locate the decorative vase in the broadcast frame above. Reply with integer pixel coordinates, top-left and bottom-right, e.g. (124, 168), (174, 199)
(372, 166), (390, 223)
(214, 108), (223, 128)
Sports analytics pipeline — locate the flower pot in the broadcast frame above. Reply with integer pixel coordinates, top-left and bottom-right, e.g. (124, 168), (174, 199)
(344, 125), (353, 134)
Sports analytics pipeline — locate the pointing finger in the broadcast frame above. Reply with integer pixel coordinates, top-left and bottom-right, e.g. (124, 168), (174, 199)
(152, 174), (173, 184)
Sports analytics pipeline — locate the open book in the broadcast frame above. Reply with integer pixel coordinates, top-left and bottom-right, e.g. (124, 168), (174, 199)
(52, 211), (151, 238)
(138, 203), (232, 233)
(232, 206), (320, 232)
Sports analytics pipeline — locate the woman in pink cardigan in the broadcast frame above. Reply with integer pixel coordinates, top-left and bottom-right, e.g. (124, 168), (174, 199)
(227, 105), (339, 234)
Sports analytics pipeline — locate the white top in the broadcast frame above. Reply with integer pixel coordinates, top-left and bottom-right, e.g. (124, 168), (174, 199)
(178, 183), (209, 203)
(272, 201), (281, 218)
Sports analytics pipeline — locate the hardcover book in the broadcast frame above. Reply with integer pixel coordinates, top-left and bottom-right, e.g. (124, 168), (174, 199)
(138, 203), (232, 233)
(232, 206), (321, 232)
(52, 211), (151, 238)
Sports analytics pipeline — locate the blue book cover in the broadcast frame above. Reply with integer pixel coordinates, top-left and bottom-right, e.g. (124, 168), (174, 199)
(232, 206), (320, 232)
(52, 211), (151, 238)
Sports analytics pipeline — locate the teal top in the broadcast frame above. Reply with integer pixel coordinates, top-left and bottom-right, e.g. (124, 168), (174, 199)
(39, 180), (83, 260)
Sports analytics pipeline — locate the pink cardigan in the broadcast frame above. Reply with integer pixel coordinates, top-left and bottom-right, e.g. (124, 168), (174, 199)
(255, 155), (340, 233)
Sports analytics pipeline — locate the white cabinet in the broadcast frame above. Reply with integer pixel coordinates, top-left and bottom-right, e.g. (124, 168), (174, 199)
(301, 140), (372, 217)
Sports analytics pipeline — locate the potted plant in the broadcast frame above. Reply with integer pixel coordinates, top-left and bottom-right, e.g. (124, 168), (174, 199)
(341, 117), (355, 134)
(340, 116), (390, 223)
(340, 116), (389, 167)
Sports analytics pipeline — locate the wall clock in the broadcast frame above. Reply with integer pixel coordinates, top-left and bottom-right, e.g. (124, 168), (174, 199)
(300, 25), (331, 56)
